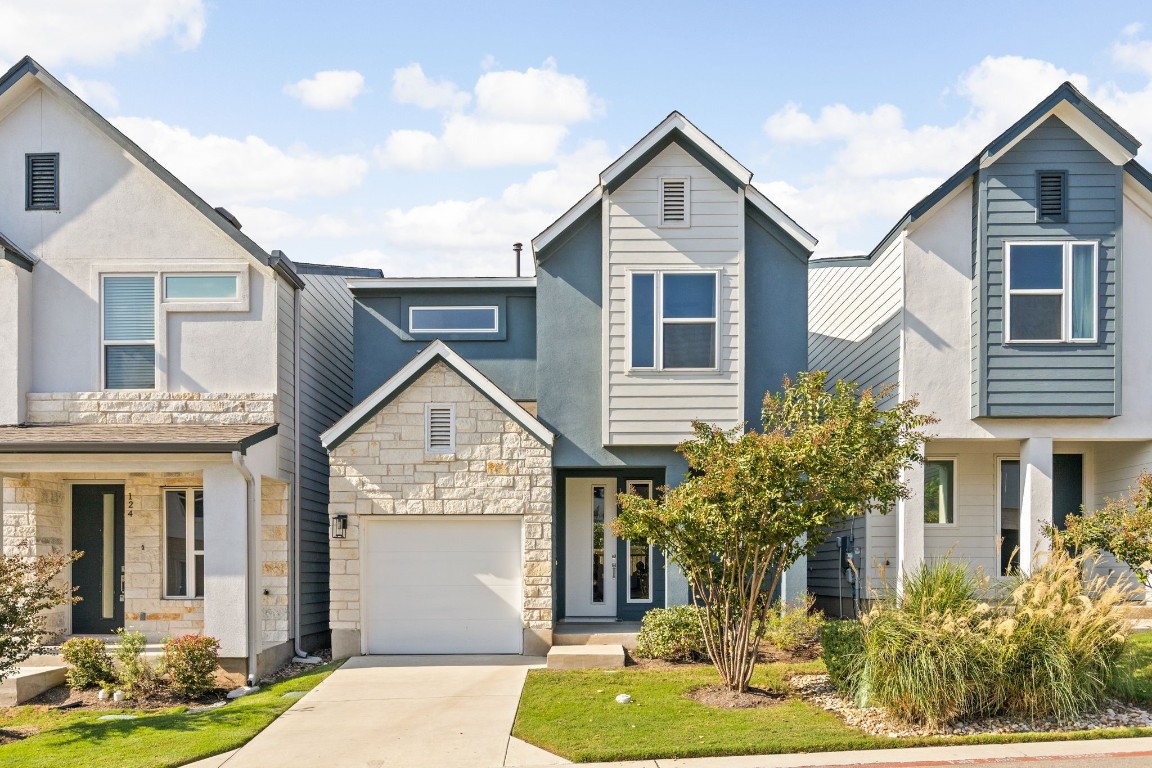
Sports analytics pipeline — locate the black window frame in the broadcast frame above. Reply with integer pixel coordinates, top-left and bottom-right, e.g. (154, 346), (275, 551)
(26, 153), (60, 211)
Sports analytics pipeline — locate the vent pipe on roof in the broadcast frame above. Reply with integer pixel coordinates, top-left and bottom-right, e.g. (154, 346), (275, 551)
(513, 242), (523, 277)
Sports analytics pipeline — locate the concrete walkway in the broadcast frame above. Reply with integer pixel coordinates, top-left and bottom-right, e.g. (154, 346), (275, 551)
(203, 655), (554, 768)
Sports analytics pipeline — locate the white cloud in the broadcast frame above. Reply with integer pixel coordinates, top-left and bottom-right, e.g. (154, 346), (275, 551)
(376, 59), (602, 171)
(392, 64), (470, 110)
(283, 70), (366, 111)
(0, 0), (205, 67)
(112, 116), (368, 204)
(64, 75), (119, 112)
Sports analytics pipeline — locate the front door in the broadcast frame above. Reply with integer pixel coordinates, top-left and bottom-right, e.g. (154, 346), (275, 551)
(71, 484), (125, 634)
(565, 478), (617, 618)
(1052, 454), (1084, 534)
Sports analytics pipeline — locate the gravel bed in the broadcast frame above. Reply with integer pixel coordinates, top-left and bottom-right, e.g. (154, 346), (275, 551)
(790, 673), (1152, 737)
(257, 648), (333, 686)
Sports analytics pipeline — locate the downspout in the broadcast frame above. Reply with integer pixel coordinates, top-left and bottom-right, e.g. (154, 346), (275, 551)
(232, 450), (259, 687)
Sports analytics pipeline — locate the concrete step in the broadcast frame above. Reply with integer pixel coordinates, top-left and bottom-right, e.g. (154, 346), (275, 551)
(553, 621), (640, 650)
(546, 644), (625, 670)
(0, 666), (67, 706)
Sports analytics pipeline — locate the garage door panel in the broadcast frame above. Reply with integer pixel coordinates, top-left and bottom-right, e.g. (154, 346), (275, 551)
(363, 517), (524, 654)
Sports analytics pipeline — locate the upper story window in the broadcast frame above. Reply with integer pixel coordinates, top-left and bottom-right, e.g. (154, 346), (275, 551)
(631, 271), (718, 370)
(659, 177), (690, 227)
(1005, 242), (1096, 343)
(1036, 171), (1067, 223)
(164, 274), (239, 300)
(923, 459), (955, 525)
(102, 275), (156, 389)
(26, 153), (59, 211)
(425, 403), (455, 453)
(409, 306), (498, 334)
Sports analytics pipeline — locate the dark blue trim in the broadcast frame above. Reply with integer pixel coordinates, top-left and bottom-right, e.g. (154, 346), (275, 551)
(604, 130), (743, 193)
(1125, 160), (1152, 195)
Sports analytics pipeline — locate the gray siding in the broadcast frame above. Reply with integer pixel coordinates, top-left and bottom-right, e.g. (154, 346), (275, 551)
(276, 278), (297, 478)
(808, 514), (866, 617)
(296, 264), (380, 647)
(352, 288), (537, 405)
(976, 116), (1121, 417)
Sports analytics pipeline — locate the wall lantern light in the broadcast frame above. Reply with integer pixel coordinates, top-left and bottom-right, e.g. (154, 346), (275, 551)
(331, 514), (348, 539)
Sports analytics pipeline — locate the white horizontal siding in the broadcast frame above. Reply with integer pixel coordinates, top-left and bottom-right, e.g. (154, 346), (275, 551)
(605, 142), (742, 445)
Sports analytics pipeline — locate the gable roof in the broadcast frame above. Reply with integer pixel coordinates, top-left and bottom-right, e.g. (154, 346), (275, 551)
(532, 111), (817, 258)
(0, 228), (36, 271)
(0, 56), (301, 288)
(320, 339), (554, 450)
(849, 81), (1143, 264)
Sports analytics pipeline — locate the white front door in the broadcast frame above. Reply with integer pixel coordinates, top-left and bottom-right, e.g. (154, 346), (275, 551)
(565, 478), (617, 618)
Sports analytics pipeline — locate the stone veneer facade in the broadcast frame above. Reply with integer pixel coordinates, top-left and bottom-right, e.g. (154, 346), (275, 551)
(327, 361), (553, 657)
(25, 392), (276, 425)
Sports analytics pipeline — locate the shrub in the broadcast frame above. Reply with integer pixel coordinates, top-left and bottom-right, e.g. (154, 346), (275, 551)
(634, 606), (707, 662)
(0, 551), (81, 683)
(761, 594), (824, 653)
(820, 620), (863, 695)
(113, 628), (157, 697)
(163, 634), (221, 698)
(60, 637), (114, 689)
(1062, 472), (1152, 590)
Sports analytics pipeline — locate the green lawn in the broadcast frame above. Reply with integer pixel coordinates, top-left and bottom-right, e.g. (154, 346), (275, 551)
(0, 660), (342, 768)
(514, 636), (1152, 763)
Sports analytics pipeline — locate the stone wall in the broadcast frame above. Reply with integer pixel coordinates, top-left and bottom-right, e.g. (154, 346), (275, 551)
(25, 392), (275, 426)
(328, 361), (553, 656)
(2, 475), (68, 638)
(260, 479), (290, 649)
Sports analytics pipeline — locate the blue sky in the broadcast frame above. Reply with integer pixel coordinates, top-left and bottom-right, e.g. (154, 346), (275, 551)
(3, 2), (1152, 274)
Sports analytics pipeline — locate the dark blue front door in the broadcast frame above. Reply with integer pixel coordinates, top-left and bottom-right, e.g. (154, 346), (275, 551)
(71, 484), (125, 634)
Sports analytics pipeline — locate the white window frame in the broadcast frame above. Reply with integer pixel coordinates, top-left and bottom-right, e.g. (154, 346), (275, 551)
(163, 487), (204, 600)
(425, 403), (456, 454)
(628, 269), (720, 372)
(101, 273), (158, 391)
(923, 458), (957, 527)
(1004, 241), (1098, 344)
(162, 273), (241, 302)
(409, 306), (499, 334)
(658, 176), (691, 228)
(624, 480), (655, 604)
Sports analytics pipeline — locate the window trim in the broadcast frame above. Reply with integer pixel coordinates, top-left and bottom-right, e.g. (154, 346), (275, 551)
(425, 403), (456, 454)
(408, 306), (500, 334)
(628, 269), (720, 372)
(162, 487), (204, 600)
(162, 273), (241, 302)
(624, 480), (655, 604)
(923, 458), (957, 527)
(658, 176), (690, 228)
(101, 273), (158, 391)
(1003, 241), (1098, 344)
(26, 152), (60, 211)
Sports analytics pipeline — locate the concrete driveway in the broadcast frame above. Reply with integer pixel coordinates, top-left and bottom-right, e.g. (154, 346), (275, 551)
(209, 655), (561, 768)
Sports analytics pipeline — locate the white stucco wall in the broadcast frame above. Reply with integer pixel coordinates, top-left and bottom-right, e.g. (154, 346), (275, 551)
(0, 261), (31, 423)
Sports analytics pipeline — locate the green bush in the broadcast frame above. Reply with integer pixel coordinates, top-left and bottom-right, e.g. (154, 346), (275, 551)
(113, 627), (157, 697)
(820, 620), (863, 695)
(60, 637), (114, 689)
(163, 634), (221, 698)
(761, 594), (824, 653)
(634, 606), (707, 662)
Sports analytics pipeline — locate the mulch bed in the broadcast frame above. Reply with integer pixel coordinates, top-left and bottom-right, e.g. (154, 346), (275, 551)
(24, 684), (227, 711)
(0, 727), (36, 745)
(687, 684), (786, 709)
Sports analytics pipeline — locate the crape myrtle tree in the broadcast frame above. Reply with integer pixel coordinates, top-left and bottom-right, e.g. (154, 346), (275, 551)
(614, 371), (934, 692)
(0, 550), (80, 683)
(1062, 471), (1152, 592)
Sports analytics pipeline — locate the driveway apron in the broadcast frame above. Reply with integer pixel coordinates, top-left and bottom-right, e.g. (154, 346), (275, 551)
(217, 655), (546, 768)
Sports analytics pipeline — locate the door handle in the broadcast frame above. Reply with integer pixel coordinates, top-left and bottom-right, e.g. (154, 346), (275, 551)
(611, 553), (617, 579)
(120, 566), (125, 602)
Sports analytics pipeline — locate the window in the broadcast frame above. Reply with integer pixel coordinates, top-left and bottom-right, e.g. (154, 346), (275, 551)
(923, 460), (955, 525)
(625, 481), (654, 603)
(1005, 242), (1097, 343)
(164, 274), (239, 300)
(103, 276), (156, 389)
(164, 489), (204, 598)
(426, 404), (455, 453)
(26, 153), (59, 210)
(631, 271), (718, 369)
(409, 306), (498, 333)
(1036, 171), (1067, 223)
(659, 177), (689, 226)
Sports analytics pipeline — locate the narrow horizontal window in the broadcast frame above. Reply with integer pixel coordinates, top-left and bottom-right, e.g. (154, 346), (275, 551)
(923, 460), (955, 525)
(103, 276), (156, 389)
(26, 153), (59, 210)
(409, 306), (498, 333)
(164, 274), (239, 300)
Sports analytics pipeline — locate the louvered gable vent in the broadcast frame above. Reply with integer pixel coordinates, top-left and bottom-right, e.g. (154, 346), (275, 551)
(660, 177), (688, 225)
(1037, 171), (1066, 222)
(26, 154), (59, 211)
(426, 404), (455, 452)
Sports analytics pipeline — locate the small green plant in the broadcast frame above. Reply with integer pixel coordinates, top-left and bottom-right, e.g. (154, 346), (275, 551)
(1062, 472), (1152, 590)
(163, 634), (221, 698)
(0, 550), (81, 683)
(761, 594), (824, 653)
(60, 636), (114, 689)
(113, 627), (157, 697)
(820, 620), (863, 695)
(634, 606), (707, 662)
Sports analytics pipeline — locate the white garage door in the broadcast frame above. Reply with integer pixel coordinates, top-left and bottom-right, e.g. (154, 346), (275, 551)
(363, 517), (523, 654)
